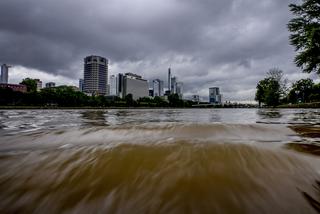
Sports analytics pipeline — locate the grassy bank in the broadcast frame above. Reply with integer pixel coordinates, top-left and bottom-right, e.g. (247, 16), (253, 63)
(278, 102), (320, 108)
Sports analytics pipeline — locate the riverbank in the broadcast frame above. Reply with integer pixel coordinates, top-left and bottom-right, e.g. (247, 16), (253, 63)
(0, 106), (177, 110)
(278, 102), (320, 108)
(0, 106), (256, 109)
(1, 103), (319, 109)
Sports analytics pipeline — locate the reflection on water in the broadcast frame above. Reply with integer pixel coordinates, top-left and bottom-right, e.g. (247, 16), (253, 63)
(257, 109), (283, 119)
(0, 108), (320, 213)
(209, 111), (222, 122)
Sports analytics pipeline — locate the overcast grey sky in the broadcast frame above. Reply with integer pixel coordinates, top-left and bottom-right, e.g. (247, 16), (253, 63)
(0, 0), (318, 101)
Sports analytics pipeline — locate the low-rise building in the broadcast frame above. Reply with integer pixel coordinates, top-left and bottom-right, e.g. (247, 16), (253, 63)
(0, 83), (27, 93)
(122, 73), (149, 100)
(191, 95), (200, 103)
(35, 79), (42, 91)
(46, 82), (56, 88)
(149, 88), (154, 97)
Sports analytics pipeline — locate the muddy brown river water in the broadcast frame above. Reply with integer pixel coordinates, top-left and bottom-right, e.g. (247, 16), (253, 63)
(0, 109), (319, 213)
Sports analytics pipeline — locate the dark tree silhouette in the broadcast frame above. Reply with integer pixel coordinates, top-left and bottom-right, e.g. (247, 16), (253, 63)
(288, 0), (320, 74)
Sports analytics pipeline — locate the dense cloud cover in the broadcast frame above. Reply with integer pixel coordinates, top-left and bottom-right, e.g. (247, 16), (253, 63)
(0, 0), (317, 101)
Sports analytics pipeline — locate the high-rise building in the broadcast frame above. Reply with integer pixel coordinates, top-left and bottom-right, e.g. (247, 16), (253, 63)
(79, 79), (84, 92)
(168, 68), (171, 94)
(46, 82), (56, 88)
(0, 64), (11, 84)
(160, 80), (164, 96)
(34, 79), (42, 91)
(153, 80), (159, 97)
(166, 67), (184, 97)
(176, 82), (183, 99)
(83, 55), (108, 95)
(153, 79), (164, 97)
(109, 75), (117, 96)
(171, 76), (177, 94)
(209, 87), (222, 104)
(122, 73), (149, 100)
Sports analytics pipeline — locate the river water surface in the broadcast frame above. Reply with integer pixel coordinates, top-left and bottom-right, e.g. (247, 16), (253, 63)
(0, 109), (320, 213)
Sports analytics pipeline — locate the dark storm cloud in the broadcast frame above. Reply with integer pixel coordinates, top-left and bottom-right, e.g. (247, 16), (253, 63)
(0, 0), (307, 100)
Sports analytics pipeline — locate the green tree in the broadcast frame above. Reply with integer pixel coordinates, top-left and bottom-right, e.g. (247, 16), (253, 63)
(125, 94), (134, 107)
(20, 78), (37, 92)
(290, 78), (314, 103)
(264, 79), (281, 107)
(288, 0), (320, 74)
(267, 68), (288, 99)
(0, 87), (24, 105)
(255, 78), (281, 107)
(255, 79), (268, 107)
(154, 96), (168, 107)
(168, 93), (183, 107)
(255, 69), (286, 107)
(309, 82), (320, 102)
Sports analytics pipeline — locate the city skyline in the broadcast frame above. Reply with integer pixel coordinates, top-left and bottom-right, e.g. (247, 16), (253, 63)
(1, 0), (319, 102)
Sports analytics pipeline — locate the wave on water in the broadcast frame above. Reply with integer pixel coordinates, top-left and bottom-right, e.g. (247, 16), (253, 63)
(0, 123), (300, 151)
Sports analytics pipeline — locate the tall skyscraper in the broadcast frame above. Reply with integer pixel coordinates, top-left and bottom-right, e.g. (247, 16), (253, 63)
(168, 68), (171, 93)
(209, 87), (222, 104)
(153, 79), (164, 97)
(176, 82), (183, 99)
(171, 76), (177, 94)
(109, 75), (117, 96)
(0, 64), (11, 84)
(83, 55), (108, 95)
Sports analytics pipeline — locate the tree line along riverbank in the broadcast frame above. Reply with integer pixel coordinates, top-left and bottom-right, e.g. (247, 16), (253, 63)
(0, 85), (196, 108)
(255, 69), (320, 108)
